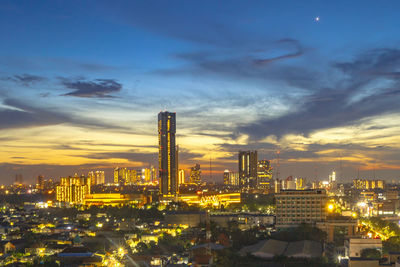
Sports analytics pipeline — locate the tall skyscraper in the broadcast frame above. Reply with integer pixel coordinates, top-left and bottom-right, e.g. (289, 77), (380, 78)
(238, 150), (258, 189)
(257, 160), (272, 190)
(158, 111), (178, 197)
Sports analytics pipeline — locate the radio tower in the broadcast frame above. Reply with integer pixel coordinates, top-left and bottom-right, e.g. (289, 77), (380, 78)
(276, 150), (281, 180)
(339, 154), (343, 182)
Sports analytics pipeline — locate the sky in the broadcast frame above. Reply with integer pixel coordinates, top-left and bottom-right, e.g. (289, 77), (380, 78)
(1, 0), (400, 184)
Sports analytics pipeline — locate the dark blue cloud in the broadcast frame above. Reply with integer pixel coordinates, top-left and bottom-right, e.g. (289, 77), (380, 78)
(61, 78), (122, 98)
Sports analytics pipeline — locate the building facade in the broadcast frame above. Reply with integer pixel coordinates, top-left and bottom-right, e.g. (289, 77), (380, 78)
(178, 169), (185, 185)
(158, 111), (178, 196)
(88, 170), (105, 185)
(275, 189), (328, 228)
(56, 174), (91, 204)
(238, 150), (258, 189)
(353, 179), (385, 190)
(190, 164), (201, 185)
(257, 160), (272, 190)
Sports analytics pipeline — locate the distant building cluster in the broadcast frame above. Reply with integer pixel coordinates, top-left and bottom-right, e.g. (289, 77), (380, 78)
(113, 167), (156, 185)
(353, 179), (385, 190)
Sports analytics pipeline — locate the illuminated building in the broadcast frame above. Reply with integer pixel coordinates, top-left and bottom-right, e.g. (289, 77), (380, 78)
(83, 193), (144, 206)
(275, 189), (328, 228)
(238, 150), (257, 189)
(56, 174), (91, 204)
(88, 171), (105, 185)
(353, 179), (385, 190)
(329, 171), (336, 183)
(158, 111), (178, 197)
(257, 160), (272, 190)
(274, 179), (282, 193)
(141, 168), (151, 182)
(14, 174), (23, 185)
(190, 164), (201, 185)
(178, 192), (241, 207)
(223, 170), (230, 185)
(114, 167), (137, 185)
(37, 175), (44, 190)
(178, 169), (185, 185)
(295, 178), (306, 190)
(223, 170), (239, 186)
(229, 172), (239, 186)
(282, 176), (296, 190)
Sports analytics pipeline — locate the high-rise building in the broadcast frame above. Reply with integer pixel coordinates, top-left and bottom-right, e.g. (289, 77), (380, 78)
(223, 169), (239, 186)
(190, 164), (201, 185)
(223, 169), (230, 185)
(257, 160), (272, 190)
(88, 171), (105, 185)
(56, 174), (91, 204)
(140, 168), (152, 182)
(229, 172), (239, 186)
(37, 175), (44, 190)
(353, 179), (385, 190)
(158, 111), (178, 196)
(150, 165), (157, 182)
(114, 167), (137, 185)
(295, 177), (306, 190)
(14, 174), (23, 185)
(238, 151), (258, 189)
(178, 169), (185, 185)
(275, 189), (328, 229)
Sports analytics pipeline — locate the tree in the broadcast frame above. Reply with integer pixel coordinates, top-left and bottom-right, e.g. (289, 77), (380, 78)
(361, 248), (381, 259)
(383, 236), (400, 254)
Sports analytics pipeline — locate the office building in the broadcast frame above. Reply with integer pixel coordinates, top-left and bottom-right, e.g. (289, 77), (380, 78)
(275, 189), (328, 228)
(56, 174), (91, 204)
(190, 164), (201, 185)
(158, 111), (178, 196)
(238, 151), (258, 189)
(178, 169), (185, 185)
(257, 160), (272, 190)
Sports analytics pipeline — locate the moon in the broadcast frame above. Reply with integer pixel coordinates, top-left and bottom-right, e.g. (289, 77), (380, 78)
(315, 16), (320, 22)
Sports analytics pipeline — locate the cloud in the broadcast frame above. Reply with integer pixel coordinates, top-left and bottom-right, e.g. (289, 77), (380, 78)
(0, 98), (128, 130)
(1, 73), (46, 86)
(254, 39), (304, 65)
(237, 48), (400, 140)
(61, 78), (122, 98)
(0, 99), (69, 130)
(87, 149), (203, 165)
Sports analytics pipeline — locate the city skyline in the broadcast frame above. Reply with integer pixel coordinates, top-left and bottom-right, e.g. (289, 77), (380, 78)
(1, 1), (400, 183)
